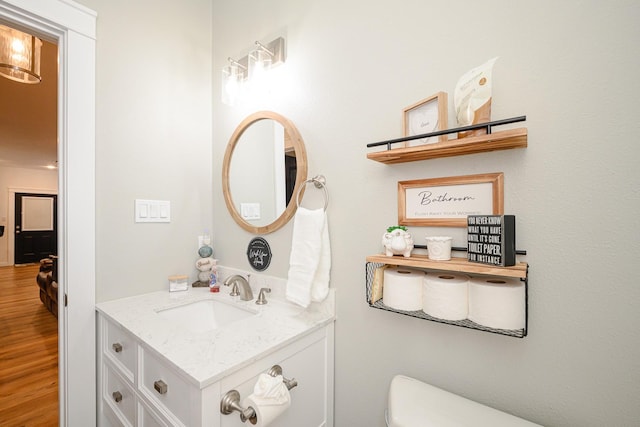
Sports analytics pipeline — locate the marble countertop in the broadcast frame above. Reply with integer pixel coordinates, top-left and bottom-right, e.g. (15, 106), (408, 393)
(96, 286), (335, 389)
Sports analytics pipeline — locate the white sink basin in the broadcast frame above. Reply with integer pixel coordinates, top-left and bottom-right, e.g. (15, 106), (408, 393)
(156, 299), (256, 333)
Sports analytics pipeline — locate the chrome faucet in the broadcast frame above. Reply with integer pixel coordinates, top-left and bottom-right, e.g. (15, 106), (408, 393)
(223, 275), (253, 301)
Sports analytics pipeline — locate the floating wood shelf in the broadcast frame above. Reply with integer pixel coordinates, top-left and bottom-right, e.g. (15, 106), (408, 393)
(364, 115), (529, 337)
(367, 127), (527, 164)
(366, 253), (528, 279)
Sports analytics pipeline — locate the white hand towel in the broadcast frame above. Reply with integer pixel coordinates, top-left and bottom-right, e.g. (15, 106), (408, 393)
(286, 207), (331, 308)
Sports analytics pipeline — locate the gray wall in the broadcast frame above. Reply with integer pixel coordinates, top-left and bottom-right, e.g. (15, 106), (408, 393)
(212, 1), (640, 426)
(76, 0), (213, 301)
(80, 0), (640, 425)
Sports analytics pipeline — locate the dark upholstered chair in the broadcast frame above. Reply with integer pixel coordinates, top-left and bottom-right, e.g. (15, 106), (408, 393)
(36, 256), (58, 318)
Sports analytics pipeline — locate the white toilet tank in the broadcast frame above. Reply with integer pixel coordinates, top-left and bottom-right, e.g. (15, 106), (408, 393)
(387, 375), (542, 427)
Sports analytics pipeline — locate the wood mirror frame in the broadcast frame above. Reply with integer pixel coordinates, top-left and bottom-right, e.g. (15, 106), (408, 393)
(222, 111), (308, 234)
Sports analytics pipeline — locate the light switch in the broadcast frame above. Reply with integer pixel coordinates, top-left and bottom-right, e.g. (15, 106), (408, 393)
(135, 199), (171, 223)
(139, 203), (149, 218)
(240, 203), (261, 220)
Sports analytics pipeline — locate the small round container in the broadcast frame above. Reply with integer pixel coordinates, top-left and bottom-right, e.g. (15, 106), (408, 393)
(425, 236), (453, 260)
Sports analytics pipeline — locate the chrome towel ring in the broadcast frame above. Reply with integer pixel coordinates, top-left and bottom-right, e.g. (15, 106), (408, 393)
(296, 174), (328, 211)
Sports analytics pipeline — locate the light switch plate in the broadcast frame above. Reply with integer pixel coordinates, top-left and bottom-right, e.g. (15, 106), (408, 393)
(240, 203), (261, 220)
(135, 199), (171, 223)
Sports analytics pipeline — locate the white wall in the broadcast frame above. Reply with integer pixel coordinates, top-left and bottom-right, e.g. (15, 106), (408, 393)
(75, 0), (213, 302)
(0, 166), (57, 265)
(212, 1), (640, 426)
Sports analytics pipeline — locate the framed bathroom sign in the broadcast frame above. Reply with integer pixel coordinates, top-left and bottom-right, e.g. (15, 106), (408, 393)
(398, 173), (504, 227)
(402, 92), (448, 146)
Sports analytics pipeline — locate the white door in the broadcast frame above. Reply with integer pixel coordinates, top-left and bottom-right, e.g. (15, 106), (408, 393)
(0, 1), (97, 425)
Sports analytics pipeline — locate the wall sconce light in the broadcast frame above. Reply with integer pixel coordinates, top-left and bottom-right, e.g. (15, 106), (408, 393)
(221, 36), (286, 105)
(221, 57), (247, 106)
(0, 24), (42, 84)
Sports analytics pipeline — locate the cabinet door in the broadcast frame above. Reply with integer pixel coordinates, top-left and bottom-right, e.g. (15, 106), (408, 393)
(220, 328), (331, 427)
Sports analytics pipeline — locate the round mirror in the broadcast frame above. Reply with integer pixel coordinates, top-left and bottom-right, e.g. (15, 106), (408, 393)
(222, 111), (307, 234)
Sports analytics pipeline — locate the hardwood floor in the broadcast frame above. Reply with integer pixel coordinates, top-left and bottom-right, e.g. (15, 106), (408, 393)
(0, 264), (58, 427)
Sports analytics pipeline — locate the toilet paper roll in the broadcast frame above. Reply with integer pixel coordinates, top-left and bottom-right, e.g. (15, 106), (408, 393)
(383, 267), (425, 311)
(243, 393), (291, 427)
(422, 273), (470, 320)
(468, 277), (525, 330)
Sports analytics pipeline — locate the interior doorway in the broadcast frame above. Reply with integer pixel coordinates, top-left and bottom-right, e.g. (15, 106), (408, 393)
(0, 1), (97, 425)
(0, 20), (60, 426)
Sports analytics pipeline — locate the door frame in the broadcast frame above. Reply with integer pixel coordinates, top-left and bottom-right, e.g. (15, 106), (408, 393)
(7, 187), (57, 266)
(0, 1), (96, 425)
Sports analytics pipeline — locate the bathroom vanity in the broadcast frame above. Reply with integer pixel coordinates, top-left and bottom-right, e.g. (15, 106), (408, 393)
(96, 287), (335, 427)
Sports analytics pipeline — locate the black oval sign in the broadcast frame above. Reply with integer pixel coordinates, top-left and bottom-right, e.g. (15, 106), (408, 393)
(246, 237), (272, 271)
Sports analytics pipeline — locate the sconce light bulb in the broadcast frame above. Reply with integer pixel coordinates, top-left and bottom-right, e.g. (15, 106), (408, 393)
(225, 78), (238, 95)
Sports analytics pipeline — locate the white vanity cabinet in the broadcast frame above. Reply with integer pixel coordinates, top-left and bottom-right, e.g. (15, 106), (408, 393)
(97, 312), (334, 427)
(218, 327), (333, 427)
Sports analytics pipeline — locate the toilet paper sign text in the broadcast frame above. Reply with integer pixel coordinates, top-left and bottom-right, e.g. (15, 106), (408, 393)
(467, 215), (516, 266)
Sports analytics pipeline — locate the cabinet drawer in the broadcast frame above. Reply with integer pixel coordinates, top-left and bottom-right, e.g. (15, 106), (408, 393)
(138, 399), (170, 427)
(104, 317), (136, 381)
(104, 363), (136, 427)
(140, 347), (194, 426)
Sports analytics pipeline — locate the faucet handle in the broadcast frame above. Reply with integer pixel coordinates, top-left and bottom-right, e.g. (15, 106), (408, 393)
(256, 287), (271, 305)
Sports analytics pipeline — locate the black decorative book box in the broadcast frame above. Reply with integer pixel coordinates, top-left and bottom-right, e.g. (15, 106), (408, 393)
(467, 215), (516, 267)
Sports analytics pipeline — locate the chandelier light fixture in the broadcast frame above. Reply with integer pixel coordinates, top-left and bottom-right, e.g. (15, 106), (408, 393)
(0, 24), (42, 84)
